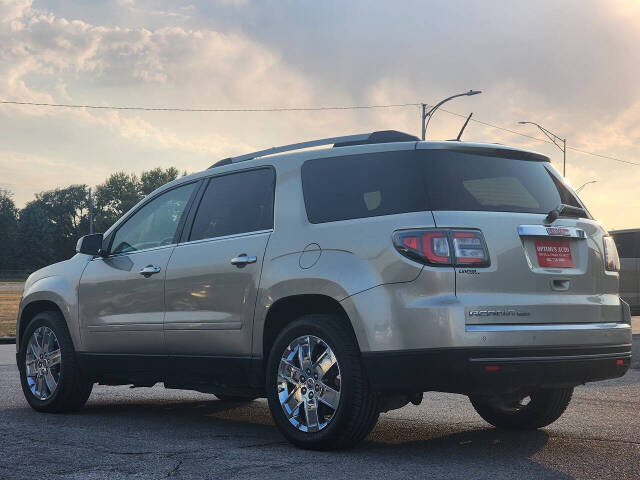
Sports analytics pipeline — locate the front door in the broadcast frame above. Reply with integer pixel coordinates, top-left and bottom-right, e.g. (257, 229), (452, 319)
(79, 182), (198, 354)
(164, 167), (275, 359)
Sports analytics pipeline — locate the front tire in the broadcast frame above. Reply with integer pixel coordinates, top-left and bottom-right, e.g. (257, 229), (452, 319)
(18, 311), (93, 412)
(266, 315), (378, 450)
(469, 388), (573, 430)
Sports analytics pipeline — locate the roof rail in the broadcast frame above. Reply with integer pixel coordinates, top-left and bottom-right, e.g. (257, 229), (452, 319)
(208, 130), (419, 168)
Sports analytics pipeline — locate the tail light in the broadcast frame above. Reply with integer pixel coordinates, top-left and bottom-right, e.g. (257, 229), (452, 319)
(602, 235), (620, 272)
(393, 229), (490, 267)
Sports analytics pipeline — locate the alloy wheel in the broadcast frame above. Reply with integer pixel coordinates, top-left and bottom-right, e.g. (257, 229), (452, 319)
(25, 326), (61, 401)
(277, 335), (341, 432)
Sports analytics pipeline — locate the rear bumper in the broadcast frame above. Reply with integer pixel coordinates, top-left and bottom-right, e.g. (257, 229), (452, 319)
(362, 343), (632, 394)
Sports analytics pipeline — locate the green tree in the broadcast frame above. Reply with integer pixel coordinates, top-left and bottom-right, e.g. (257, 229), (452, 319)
(139, 167), (181, 196)
(18, 185), (89, 268)
(18, 200), (56, 270)
(94, 167), (184, 232)
(0, 189), (19, 269)
(94, 172), (140, 232)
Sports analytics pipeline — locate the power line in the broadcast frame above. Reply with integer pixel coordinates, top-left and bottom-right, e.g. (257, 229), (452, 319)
(0, 99), (420, 112)
(3, 98), (638, 167)
(438, 107), (640, 167)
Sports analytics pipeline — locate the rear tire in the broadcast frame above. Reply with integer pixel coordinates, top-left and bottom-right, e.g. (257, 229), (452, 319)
(18, 311), (93, 413)
(469, 387), (573, 430)
(266, 314), (378, 450)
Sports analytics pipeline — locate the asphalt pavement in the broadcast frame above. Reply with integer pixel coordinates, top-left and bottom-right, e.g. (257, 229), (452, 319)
(0, 340), (638, 480)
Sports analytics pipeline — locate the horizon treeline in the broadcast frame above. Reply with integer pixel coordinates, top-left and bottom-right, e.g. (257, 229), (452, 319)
(0, 167), (185, 272)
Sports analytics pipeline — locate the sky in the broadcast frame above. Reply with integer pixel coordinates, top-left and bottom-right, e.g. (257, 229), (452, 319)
(1, 0), (639, 230)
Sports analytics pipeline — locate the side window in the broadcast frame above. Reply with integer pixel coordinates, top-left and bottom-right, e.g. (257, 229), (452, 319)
(612, 233), (638, 259)
(189, 168), (275, 241)
(301, 151), (428, 223)
(111, 183), (196, 254)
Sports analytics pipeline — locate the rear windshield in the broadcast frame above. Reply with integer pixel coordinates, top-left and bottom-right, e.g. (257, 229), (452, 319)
(421, 150), (581, 213)
(301, 149), (581, 223)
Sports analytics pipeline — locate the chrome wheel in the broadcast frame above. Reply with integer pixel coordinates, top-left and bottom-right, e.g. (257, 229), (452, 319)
(277, 335), (341, 432)
(25, 326), (61, 401)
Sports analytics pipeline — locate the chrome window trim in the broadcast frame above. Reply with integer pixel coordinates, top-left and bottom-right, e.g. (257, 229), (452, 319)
(177, 228), (273, 247)
(518, 225), (587, 239)
(466, 322), (629, 332)
(92, 243), (175, 261)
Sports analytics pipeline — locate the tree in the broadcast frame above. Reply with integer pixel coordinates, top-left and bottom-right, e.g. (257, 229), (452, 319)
(18, 185), (89, 268)
(94, 167), (184, 232)
(139, 167), (181, 196)
(17, 200), (56, 270)
(94, 172), (140, 232)
(10, 166), (187, 271)
(0, 189), (18, 269)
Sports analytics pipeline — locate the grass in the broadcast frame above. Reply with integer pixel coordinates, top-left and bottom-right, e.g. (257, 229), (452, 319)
(0, 283), (22, 337)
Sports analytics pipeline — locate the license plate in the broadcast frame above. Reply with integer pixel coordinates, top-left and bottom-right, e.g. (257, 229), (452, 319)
(534, 239), (573, 268)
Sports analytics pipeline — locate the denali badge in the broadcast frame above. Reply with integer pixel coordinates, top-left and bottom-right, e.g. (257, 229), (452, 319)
(468, 310), (531, 317)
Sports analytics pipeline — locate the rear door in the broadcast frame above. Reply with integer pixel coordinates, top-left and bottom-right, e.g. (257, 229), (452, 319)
(164, 167), (275, 357)
(417, 146), (619, 325)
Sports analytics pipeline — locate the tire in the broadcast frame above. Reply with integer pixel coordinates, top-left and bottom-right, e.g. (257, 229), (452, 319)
(469, 387), (573, 430)
(214, 394), (258, 402)
(18, 311), (93, 413)
(265, 314), (378, 450)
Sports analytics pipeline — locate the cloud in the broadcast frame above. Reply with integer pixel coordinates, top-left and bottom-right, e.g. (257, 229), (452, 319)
(0, 0), (639, 229)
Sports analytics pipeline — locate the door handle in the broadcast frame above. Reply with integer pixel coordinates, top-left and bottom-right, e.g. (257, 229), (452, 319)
(139, 265), (161, 277)
(231, 254), (257, 267)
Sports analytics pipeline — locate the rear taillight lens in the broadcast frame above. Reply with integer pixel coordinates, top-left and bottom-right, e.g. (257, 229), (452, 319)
(393, 229), (490, 267)
(602, 235), (620, 272)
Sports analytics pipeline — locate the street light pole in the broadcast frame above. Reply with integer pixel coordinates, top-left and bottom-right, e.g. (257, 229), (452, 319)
(518, 121), (567, 176)
(422, 90), (482, 140)
(576, 180), (597, 193)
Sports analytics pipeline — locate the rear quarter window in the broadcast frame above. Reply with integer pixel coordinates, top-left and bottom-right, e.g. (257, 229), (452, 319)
(301, 151), (428, 223)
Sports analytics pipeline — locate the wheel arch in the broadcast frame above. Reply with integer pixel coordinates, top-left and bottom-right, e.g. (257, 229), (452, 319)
(16, 300), (69, 344)
(261, 294), (363, 363)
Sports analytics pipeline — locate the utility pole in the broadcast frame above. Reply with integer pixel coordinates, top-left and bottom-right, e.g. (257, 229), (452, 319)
(518, 121), (567, 176)
(421, 90), (482, 140)
(88, 187), (94, 234)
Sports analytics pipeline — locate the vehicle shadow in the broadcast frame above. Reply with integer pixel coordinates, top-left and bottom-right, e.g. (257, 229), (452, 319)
(23, 395), (570, 479)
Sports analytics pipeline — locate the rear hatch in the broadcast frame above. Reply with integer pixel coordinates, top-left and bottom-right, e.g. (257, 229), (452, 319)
(416, 144), (620, 325)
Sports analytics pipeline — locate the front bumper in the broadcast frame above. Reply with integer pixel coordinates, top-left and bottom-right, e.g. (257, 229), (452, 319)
(362, 343), (632, 394)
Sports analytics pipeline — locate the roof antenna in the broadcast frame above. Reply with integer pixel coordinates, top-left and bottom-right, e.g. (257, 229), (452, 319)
(455, 112), (473, 141)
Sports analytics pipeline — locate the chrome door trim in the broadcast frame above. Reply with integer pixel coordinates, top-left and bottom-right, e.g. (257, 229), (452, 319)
(466, 322), (629, 332)
(177, 229), (273, 247)
(518, 225), (586, 239)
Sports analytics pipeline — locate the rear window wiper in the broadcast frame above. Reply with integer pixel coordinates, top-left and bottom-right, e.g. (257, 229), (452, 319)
(545, 203), (587, 224)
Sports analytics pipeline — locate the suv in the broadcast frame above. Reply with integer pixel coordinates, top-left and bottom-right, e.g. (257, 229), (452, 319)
(610, 229), (640, 314)
(16, 131), (632, 450)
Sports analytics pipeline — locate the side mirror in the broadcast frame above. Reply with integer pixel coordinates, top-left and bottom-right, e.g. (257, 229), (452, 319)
(76, 233), (104, 256)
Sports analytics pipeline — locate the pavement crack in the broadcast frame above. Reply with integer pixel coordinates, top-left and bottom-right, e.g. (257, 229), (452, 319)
(166, 459), (183, 477)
